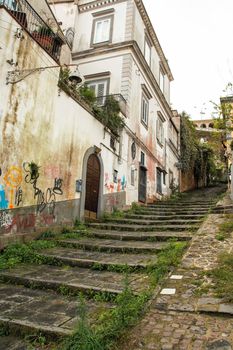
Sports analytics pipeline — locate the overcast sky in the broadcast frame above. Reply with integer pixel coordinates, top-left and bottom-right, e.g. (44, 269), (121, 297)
(143, 0), (233, 120)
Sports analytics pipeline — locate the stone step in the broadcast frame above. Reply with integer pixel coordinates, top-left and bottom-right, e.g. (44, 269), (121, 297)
(145, 204), (213, 209)
(135, 208), (209, 215)
(0, 336), (28, 350)
(104, 218), (202, 225)
(57, 238), (170, 253)
(125, 214), (205, 220)
(88, 223), (198, 232)
(0, 264), (149, 296)
(0, 283), (101, 339)
(40, 247), (157, 269)
(90, 230), (192, 241)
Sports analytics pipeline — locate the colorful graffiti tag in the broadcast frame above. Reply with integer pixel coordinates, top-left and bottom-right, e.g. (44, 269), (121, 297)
(4, 166), (23, 209)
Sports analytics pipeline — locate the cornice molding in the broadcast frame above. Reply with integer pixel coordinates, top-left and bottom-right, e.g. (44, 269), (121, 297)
(78, 0), (173, 81)
(79, 0), (126, 12)
(134, 0), (173, 81)
(72, 40), (174, 119)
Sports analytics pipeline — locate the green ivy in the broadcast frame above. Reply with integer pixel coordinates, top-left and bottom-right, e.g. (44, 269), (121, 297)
(58, 69), (124, 136)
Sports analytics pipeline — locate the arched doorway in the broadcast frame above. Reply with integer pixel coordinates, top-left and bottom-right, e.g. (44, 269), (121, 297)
(84, 153), (101, 219)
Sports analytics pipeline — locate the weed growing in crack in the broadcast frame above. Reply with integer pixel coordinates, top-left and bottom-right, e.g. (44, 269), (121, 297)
(0, 240), (56, 270)
(208, 252), (233, 302)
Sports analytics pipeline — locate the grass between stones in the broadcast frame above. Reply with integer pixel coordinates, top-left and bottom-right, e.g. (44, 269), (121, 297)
(0, 233), (188, 350)
(208, 252), (233, 303)
(215, 214), (233, 241)
(0, 240), (57, 270)
(61, 242), (187, 350)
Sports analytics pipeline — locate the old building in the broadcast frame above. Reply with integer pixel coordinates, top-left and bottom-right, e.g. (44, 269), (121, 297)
(0, 0), (129, 243)
(0, 0), (180, 243)
(50, 0), (180, 204)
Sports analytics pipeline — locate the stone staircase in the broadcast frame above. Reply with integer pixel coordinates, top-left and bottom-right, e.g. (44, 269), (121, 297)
(0, 190), (222, 348)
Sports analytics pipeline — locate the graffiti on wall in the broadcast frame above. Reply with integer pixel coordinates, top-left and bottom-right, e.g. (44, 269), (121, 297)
(0, 166), (23, 210)
(0, 211), (13, 229)
(105, 173), (127, 194)
(0, 162), (64, 226)
(4, 166), (23, 209)
(23, 162), (63, 215)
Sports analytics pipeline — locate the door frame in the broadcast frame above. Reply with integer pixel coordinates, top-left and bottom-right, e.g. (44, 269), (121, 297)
(79, 147), (104, 221)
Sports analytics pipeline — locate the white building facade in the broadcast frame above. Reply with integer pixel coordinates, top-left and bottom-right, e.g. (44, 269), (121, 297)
(50, 0), (180, 205)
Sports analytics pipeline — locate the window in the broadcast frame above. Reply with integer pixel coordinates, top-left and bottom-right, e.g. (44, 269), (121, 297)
(87, 78), (109, 105)
(159, 69), (165, 93)
(156, 114), (165, 146)
(113, 170), (118, 183)
(110, 135), (116, 151)
(91, 15), (113, 45)
(144, 37), (151, 66)
(157, 168), (162, 194)
(131, 169), (135, 186)
(140, 151), (145, 166)
(163, 172), (166, 185)
(141, 95), (149, 126)
(169, 170), (174, 188)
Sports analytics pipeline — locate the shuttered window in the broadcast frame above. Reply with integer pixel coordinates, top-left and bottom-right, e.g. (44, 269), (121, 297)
(141, 95), (149, 126)
(156, 117), (164, 145)
(87, 79), (109, 105)
(157, 169), (162, 194)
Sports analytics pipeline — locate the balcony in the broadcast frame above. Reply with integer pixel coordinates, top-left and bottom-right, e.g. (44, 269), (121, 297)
(96, 94), (127, 117)
(0, 0), (63, 62)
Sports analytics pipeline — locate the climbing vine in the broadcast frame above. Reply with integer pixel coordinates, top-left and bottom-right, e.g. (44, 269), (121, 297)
(180, 112), (198, 171)
(180, 112), (217, 184)
(58, 68), (124, 135)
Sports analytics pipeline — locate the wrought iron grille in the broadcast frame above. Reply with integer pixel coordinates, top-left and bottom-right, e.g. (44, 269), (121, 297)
(0, 0), (63, 62)
(95, 94), (127, 116)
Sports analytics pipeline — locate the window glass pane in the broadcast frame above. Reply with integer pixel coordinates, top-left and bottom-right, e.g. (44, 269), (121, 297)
(94, 21), (103, 43)
(141, 97), (148, 125)
(102, 19), (110, 41)
(159, 70), (164, 92)
(145, 40), (151, 66)
(94, 18), (110, 44)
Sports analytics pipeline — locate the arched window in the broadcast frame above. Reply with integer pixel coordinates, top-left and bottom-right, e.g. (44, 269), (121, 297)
(209, 123), (214, 128)
(201, 123), (206, 128)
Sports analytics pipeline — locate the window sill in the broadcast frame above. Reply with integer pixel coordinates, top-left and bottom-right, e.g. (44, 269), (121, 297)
(91, 40), (111, 48)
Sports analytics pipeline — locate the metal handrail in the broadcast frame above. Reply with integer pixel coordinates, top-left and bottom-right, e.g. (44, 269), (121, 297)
(0, 0), (63, 62)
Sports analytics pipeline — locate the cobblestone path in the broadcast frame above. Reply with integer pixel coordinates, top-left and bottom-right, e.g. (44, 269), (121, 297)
(0, 186), (226, 349)
(119, 188), (233, 350)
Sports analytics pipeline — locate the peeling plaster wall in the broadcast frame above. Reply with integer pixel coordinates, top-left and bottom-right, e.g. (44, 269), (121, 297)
(0, 8), (127, 235)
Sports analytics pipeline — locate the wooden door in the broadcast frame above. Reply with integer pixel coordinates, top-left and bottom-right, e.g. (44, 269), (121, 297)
(85, 154), (100, 219)
(139, 166), (147, 203)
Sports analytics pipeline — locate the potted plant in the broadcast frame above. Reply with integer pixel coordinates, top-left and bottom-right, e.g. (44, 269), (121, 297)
(32, 26), (54, 51)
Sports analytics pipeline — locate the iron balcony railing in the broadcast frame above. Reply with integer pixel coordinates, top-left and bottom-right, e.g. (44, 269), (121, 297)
(0, 0), (63, 62)
(96, 94), (127, 116)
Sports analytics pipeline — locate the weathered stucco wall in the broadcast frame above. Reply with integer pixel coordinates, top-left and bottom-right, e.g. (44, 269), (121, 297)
(0, 8), (127, 237)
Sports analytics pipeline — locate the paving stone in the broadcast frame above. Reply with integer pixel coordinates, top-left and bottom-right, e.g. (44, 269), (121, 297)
(160, 288), (176, 295)
(170, 275), (183, 280)
(206, 339), (232, 350)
